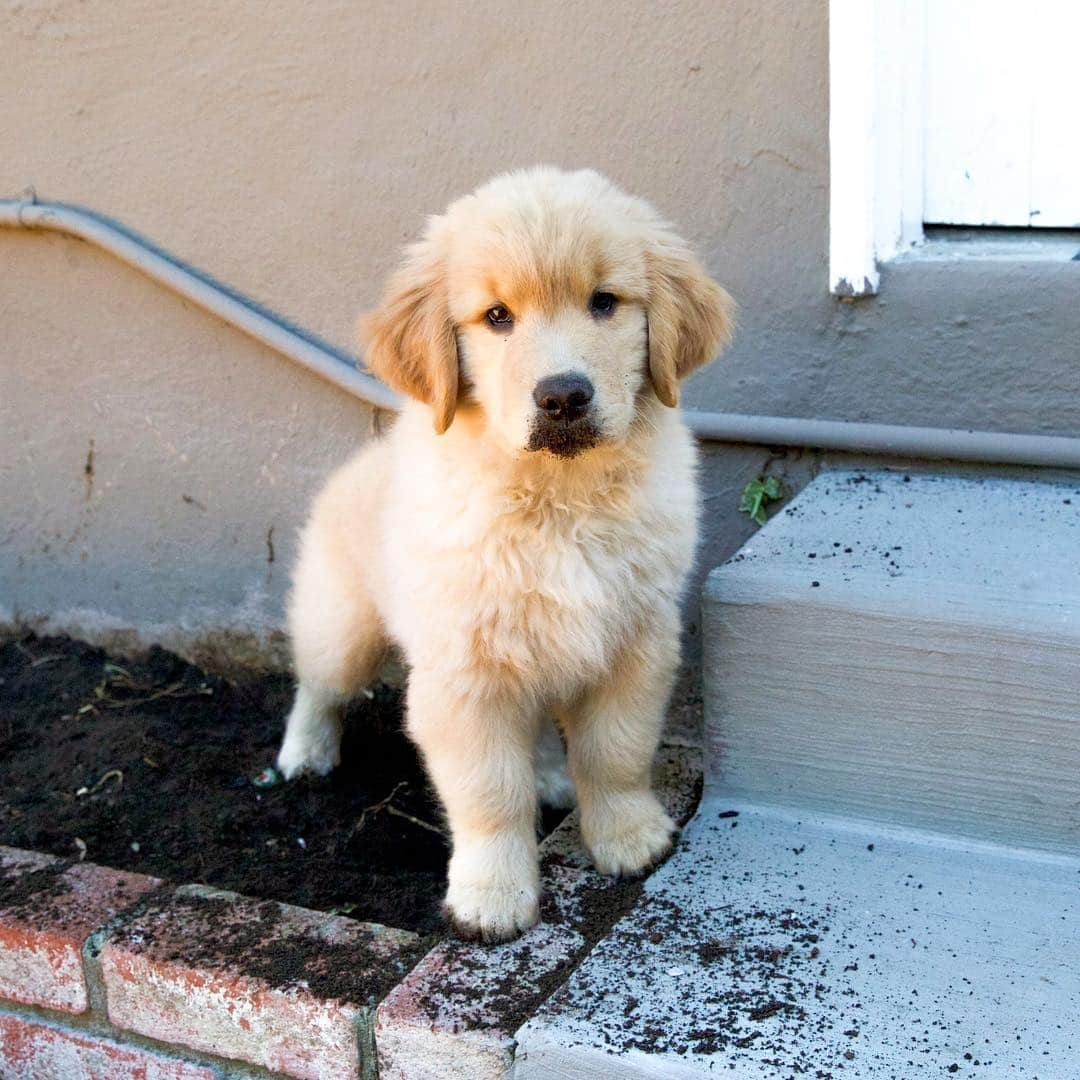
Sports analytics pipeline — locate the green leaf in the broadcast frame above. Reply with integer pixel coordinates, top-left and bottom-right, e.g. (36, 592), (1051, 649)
(738, 476), (783, 527)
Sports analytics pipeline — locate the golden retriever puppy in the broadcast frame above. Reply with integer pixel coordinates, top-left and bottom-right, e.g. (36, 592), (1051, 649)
(277, 167), (733, 942)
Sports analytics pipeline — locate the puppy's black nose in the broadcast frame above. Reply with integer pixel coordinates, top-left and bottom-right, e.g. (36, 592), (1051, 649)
(533, 373), (594, 422)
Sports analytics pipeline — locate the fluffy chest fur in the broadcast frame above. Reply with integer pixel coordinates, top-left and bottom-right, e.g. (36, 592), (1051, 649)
(379, 404), (698, 702)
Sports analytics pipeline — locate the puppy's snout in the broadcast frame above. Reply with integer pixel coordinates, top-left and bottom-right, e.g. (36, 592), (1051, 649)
(533, 373), (594, 423)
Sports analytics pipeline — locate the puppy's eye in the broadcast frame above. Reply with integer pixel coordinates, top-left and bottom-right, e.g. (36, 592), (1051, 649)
(589, 291), (618, 317)
(485, 305), (513, 329)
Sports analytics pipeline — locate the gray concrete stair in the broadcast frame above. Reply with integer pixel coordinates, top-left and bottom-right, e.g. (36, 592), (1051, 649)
(513, 471), (1080, 1077)
(514, 796), (1080, 1078)
(702, 470), (1080, 854)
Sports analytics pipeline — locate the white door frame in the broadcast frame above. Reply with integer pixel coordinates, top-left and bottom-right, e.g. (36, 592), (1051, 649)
(829, 0), (926, 296)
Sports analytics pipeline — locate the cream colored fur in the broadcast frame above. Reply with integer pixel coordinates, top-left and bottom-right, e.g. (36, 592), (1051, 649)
(277, 167), (733, 942)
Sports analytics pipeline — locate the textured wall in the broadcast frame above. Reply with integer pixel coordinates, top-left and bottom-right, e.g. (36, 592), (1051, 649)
(2, 0), (1078, 665)
(0, 232), (375, 666)
(3, 0), (825, 367)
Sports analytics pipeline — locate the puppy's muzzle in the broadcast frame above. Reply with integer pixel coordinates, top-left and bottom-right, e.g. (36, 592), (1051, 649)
(528, 373), (600, 458)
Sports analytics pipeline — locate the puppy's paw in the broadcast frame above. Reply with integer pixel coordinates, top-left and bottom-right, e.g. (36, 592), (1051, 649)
(584, 793), (675, 877)
(445, 881), (539, 944)
(276, 732), (340, 780)
(444, 845), (540, 944)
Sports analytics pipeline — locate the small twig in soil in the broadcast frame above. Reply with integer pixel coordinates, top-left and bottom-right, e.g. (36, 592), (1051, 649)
(93, 768), (123, 793)
(351, 782), (408, 836)
(385, 804), (444, 836)
(748, 1000), (785, 1021)
(13, 641), (56, 666)
(350, 782), (444, 838)
(77, 768), (123, 797)
(85, 664), (214, 712)
(101, 679), (210, 709)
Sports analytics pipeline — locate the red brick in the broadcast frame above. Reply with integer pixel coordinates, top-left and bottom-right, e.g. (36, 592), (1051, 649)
(376, 922), (583, 1080)
(100, 885), (419, 1080)
(0, 845), (161, 1013)
(0, 1013), (216, 1079)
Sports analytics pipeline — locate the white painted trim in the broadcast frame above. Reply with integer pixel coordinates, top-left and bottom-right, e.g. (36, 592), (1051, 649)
(829, 0), (925, 296)
(829, 1), (878, 296)
(874, 0), (925, 260)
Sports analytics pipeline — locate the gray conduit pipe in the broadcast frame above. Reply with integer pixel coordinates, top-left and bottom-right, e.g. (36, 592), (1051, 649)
(4, 197), (1080, 470)
(0, 198), (401, 411)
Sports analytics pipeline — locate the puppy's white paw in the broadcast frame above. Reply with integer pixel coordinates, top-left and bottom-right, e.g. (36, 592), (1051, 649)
(276, 732), (340, 780)
(445, 878), (539, 944)
(584, 793), (675, 877)
(444, 844), (540, 943)
(277, 685), (343, 780)
(536, 761), (577, 810)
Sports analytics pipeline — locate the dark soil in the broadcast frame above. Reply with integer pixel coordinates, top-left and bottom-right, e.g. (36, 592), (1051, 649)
(0, 634), (466, 933)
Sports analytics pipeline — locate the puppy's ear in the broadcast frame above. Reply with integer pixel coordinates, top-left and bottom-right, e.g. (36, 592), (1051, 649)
(359, 230), (458, 434)
(645, 229), (734, 409)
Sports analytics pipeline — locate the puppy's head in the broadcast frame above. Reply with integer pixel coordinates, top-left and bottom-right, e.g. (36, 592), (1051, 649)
(361, 167), (734, 455)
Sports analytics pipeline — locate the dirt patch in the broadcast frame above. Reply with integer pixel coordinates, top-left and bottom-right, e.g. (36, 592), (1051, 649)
(0, 634), (457, 933)
(0, 632), (697, 944)
(0, 859), (70, 910)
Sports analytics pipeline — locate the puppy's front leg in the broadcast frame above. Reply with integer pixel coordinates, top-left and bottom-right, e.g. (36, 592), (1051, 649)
(563, 632), (678, 876)
(407, 674), (540, 943)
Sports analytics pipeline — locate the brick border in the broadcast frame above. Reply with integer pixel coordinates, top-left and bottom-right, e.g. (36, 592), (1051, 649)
(0, 848), (420, 1079)
(0, 1012), (217, 1080)
(0, 744), (701, 1079)
(0, 847), (161, 1014)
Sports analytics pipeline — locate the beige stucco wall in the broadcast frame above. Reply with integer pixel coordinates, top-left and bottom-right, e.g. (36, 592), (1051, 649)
(2, 0), (821, 362)
(3, 0), (1077, 666)
(1, 229), (375, 666)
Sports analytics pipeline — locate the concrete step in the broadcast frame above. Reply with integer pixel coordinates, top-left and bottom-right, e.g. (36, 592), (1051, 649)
(513, 794), (1080, 1078)
(701, 470), (1080, 854)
